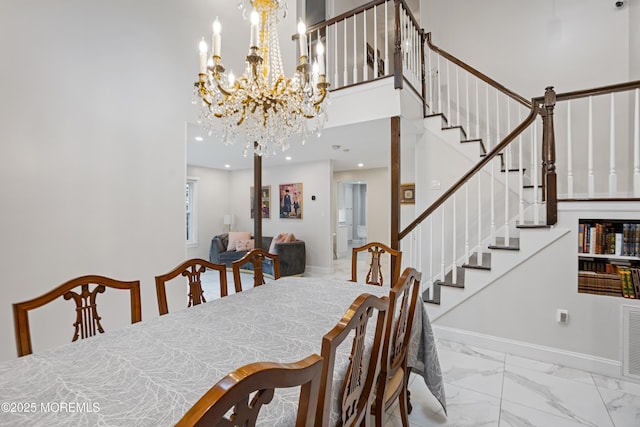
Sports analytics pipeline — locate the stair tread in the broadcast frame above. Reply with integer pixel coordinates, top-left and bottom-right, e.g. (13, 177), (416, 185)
(488, 237), (520, 250)
(517, 222), (551, 229)
(435, 279), (464, 289)
(423, 285), (440, 304)
(463, 252), (492, 269)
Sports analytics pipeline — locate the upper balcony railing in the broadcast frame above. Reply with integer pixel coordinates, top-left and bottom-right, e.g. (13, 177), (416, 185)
(299, 0), (424, 99)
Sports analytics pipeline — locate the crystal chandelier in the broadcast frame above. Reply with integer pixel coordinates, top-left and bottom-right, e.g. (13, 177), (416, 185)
(193, 0), (330, 157)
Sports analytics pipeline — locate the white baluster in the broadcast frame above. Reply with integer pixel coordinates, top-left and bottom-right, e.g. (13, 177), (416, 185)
(588, 96), (595, 197)
(332, 23), (338, 87)
(533, 121), (540, 224)
(343, 19), (348, 86)
(567, 100), (573, 198)
(491, 91), (497, 244)
(495, 91), (501, 145)
(477, 173), (483, 265)
(504, 102), (510, 243)
(384, 1), (389, 75)
(455, 66), (460, 127)
(362, 10), (368, 81)
(465, 184), (470, 263)
(352, 15), (357, 84)
(475, 78), (479, 140)
(446, 60), (451, 125)
(440, 208), (445, 283)
(485, 83), (490, 149)
(437, 55), (442, 114)
(451, 194), (457, 284)
(634, 89), (640, 196)
(609, 93), (617, 196)
(518, 108), (524, 225)
(426, 48), (432, 113)
(465, 72), (470, 137)
(428, 216), (433, 300)
(373, 5), (378, 78)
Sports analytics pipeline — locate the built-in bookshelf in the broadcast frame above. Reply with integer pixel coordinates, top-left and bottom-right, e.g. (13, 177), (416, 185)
(578, 219), (640, 299)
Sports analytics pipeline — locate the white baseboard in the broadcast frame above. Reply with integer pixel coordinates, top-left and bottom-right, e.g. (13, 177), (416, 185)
(432, 325), (623, 379)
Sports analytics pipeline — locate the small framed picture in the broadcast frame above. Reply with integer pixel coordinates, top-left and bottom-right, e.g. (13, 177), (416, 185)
(279, 183), (303, 219)
(400, 183), (415, 204)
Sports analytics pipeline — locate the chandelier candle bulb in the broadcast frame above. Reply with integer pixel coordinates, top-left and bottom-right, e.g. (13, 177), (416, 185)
(297, 20), (307, 59)
(198, 37), (208, 73)
(316, 40), (325, 75)
(212, 18), (221, 57)
(250, 10), (260, 48)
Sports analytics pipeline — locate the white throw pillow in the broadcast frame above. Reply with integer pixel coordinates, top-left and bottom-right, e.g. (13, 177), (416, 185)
(227, 231), (251, 251)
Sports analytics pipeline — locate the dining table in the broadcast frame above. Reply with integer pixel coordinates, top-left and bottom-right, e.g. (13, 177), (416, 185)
(0, 276), (446, 426)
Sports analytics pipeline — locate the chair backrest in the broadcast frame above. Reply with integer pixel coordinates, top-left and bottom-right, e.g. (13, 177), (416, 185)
(374, 267), (422, 421)
(175, 353), (323, 427)
(351, 242), (402, 286)
(13, 274), (142, 357)
(316, 293), (389, 427)
(232, 248), (280, 293)
(155, 258), (228, 315)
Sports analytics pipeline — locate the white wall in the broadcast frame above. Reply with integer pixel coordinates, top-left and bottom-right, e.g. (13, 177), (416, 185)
(227, 160), (334, 274)
(631, 0), (640, 80)
(423, 0), (632, 98)
(186, 166), (231, 260)
(0, 0), (237, 361)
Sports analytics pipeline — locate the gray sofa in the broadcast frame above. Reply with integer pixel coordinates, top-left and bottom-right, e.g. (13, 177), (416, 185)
(209, 233), (306, 277)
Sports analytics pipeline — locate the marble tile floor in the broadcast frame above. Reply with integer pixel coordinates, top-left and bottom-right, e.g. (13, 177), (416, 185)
(199, 259), (640, 427)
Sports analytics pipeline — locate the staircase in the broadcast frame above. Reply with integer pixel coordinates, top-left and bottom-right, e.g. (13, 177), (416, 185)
(416, 111), (571, 320)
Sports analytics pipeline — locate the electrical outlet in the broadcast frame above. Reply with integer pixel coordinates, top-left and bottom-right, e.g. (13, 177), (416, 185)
(557, 309), (569, 324)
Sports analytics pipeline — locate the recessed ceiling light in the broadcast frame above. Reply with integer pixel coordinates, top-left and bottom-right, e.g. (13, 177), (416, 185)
(285, 156), (292, 161)
(194, 136), (203, 141)
(224, 164), (230, 168)
(358, 163), (364, 168)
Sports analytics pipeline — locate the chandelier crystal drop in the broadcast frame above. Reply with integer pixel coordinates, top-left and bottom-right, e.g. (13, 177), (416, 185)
(193, 0), (330, 157)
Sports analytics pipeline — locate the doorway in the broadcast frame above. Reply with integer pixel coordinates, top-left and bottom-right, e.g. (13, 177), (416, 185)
(336, 181), (367, 259)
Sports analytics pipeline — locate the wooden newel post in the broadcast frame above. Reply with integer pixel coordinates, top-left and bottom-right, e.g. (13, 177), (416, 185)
(253, 141), (262, 246)
(542, 86), (558, 225)
(393, 0), (403, 90)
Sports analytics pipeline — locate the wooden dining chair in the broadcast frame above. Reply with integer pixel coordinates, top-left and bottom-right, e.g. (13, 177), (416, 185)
(232, 248), (280, 293)
(13, 274), (142, 357)
(155, 258), (228, 315)
(175, 353), (323, 427)
(316, 293), (389, 427)
(372, 267), (422, 427)
(351, 242), (402, 287)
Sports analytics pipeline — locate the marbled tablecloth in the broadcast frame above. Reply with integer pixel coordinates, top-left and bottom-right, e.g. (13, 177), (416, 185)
(0, 277), (445, 426)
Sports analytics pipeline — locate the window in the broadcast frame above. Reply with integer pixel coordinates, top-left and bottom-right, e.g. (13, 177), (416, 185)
(186, 178), (199, 246)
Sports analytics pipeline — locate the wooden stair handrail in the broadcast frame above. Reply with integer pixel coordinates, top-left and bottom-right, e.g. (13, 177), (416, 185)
(425, 32), (531, 109)
(549, 80), (640, 102)
(399, 101), (541, 240)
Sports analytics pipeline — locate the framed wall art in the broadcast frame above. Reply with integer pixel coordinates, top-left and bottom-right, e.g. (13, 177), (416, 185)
(400, 183), (415, 204)
(250, 185), (271, 219)
(279, 183), (303, 219)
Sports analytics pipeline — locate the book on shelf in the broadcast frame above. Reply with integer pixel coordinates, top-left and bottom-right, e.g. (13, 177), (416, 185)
(617, 266), (637, 299)
(631, 267), (640, 299)
(579, 221), (640, 257)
